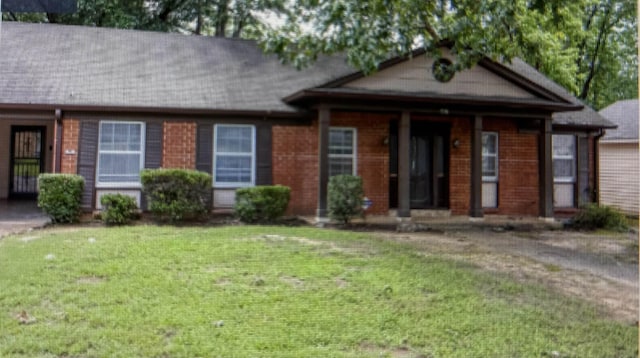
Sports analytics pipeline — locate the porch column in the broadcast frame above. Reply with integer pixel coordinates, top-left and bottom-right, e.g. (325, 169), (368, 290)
(316, 106), (330, 219)
(539, 117), (554, 218)
(397, 111), (411, 217)
(469, 115), (483, 218)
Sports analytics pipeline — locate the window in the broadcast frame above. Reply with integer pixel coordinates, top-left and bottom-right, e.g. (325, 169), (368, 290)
(482, 132), (498, 181)
(97, 121), (144, 186)
(553, 134), (576, 207)
(214, 124), (255, 187)
(329, 128), (357, 177)
(482, 132), (498, 208)
(553, 135), (576, 183)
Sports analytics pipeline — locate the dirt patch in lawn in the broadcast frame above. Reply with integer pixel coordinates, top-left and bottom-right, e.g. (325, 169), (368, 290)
(375, 229), (639, 324)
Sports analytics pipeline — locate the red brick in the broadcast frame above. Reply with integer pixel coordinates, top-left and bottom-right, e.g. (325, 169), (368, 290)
(162, 122), (196, 169)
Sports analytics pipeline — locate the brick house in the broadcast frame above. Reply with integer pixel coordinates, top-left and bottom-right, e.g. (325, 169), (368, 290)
(0, 22), (614, 220)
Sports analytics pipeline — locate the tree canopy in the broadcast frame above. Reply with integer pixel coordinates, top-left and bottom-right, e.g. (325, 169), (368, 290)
(258, 0), (636, 109)
(2, 0), (636, 109)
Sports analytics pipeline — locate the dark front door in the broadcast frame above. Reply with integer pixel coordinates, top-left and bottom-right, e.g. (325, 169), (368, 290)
(10, 126), (45, 198)
(390, 121), (449, 209)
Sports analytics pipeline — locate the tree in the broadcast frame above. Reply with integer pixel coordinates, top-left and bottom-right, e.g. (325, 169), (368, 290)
(257, 0), (637, 109)
(2, 0), (287, 38)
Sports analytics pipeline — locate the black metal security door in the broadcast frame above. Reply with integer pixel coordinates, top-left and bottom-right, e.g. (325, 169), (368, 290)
(10, 126), (45, 198)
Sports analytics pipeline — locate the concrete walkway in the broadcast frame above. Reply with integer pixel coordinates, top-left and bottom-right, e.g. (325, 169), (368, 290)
(0, 200), (50, 238)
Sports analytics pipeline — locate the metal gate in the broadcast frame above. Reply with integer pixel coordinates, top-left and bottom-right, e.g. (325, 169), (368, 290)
(10, 126), (45, 198)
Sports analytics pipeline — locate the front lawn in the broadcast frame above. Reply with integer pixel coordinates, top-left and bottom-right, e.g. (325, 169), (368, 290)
(0, 226), (636, 357)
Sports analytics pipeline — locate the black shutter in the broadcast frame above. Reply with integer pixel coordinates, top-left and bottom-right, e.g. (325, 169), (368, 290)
(196, 123), (213, 174)
(577, 135), (591, 206)
(78, 121), (99, 210)
(256, 123), (272, 185)
(196, 123), (213, 210)
(145, 122), (163, 169)
(140, 122), (163, 210)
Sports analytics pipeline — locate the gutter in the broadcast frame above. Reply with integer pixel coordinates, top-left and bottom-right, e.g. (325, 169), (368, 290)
(593, 129), (605, 205)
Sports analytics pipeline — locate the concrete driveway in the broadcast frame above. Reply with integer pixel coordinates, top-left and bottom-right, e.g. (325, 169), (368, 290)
(0, 200), (50, 238)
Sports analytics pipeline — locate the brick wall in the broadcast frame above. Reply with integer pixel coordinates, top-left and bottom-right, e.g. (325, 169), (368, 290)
(162, 122), (196, 169)
(484, 118), (539, 216)
(60, 119), (79, 174)
(272, 112), (391, 215)
(449, 117), (471, 215)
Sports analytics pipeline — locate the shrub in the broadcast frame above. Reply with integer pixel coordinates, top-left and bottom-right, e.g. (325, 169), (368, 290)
(571, 204), (628, 231)
(328, 175), (364, 225)
(141, 169), (212, 222)
(37, 174), (84, 223)
(235, 185), (291, 223)
(100, 194), (138, 225)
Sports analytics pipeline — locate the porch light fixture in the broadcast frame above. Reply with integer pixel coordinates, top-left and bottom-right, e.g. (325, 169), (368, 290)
(452, 138), (460, 148)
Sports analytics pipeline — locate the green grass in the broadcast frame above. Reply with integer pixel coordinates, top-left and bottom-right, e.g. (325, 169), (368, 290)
(0, 226), (636, 357)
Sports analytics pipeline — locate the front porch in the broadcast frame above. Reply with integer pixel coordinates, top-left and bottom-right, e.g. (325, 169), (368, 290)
(303, 212), (564, 231)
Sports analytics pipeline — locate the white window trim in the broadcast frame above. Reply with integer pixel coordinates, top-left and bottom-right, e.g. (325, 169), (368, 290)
(482, 132), (499, 183)
(329, 127), (358, 176)
(213, 124), (256, 188)
(553, 134), (576, 184)
(96, 121), (145, 188)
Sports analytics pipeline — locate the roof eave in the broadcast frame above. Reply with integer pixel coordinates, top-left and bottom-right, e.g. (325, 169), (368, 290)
(0, 103), (305, 119)
(284, 89), (583, 112)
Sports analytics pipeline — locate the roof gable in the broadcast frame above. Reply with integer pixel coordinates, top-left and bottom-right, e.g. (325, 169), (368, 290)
(340, 52), (542, 101)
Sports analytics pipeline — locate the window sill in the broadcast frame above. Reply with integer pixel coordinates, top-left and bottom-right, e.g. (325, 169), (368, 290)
(95, 183), (142, 189)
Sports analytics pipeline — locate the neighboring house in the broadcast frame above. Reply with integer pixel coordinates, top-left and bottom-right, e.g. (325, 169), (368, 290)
(598, 99), (639, 216)
(0, 22), (614, 220)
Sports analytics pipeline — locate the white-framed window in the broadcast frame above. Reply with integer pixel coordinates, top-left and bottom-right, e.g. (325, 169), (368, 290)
(553, 134), (576, 183)
(482, 132), (499, 182)
(329, 127), (357, 177)
(553, 134), (576, 207)
(213, 124), (255, 187)
(96, 121), (145, 186)
(482, 132), (499, 208)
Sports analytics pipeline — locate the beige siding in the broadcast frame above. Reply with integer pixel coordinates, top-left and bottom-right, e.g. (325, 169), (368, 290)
(343, 52), (539, 99)
(599, 142), (639, 215)
(0, 119), (54, 199)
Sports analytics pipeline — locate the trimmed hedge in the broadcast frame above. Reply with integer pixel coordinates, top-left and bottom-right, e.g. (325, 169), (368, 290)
(572, 204), (628, 232)
(235, 185), (291, 223)
(37, 174), (85, 223)
(141, 168), (212, 222)
(100, 193), (138, 226)
(328, 175), (364, 225)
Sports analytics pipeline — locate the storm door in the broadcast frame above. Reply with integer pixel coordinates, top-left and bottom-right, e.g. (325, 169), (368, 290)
(390, 121), (449, 209)
(10, 126), (45, 198)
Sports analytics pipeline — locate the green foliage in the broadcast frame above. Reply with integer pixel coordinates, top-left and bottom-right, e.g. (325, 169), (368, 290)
(234, 185), (291, 223)
(140, 168), (211, 223)
(37, 174), (85, 224)
(572, 204), (628, 231)
(99, 194), (138, 226)
(328, 175), (364, 225)
(259, 0), (637, 110)
(3, 0), (288, 38)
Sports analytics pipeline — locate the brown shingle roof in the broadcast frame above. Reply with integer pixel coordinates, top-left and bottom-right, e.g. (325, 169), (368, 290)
(599, 99), (638, 140)
(0, 22), (612, 129)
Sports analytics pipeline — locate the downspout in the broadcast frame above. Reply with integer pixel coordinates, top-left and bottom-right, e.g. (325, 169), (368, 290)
(593, 129), (605, 204)
(54, 109), (62, 173)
